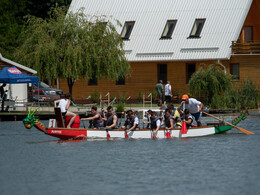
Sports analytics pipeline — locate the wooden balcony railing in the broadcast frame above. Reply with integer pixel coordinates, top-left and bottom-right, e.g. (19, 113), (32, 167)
(232, 41), (260, 54)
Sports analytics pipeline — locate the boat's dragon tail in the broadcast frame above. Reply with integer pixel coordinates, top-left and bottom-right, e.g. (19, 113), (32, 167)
(23, 107), (46, 132)
(231, 110), (248, 125)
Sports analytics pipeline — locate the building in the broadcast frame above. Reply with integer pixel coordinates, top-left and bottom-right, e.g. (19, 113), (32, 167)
(0, 53), (37, 103)
(57, 0), (260, 100)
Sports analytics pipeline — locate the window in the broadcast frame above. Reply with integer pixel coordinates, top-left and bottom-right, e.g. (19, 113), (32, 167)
(244, 26), (253, 42)
(121, 21), (135, 40)
(88, 78), (97, 86)
(116, 77), (125, 85)
(189, 19), (206, 38)
(161, 20), (177, 39)
(230, 64), (239, 80)
(158, 64), (167, 84)
(186, 63), (196, 83)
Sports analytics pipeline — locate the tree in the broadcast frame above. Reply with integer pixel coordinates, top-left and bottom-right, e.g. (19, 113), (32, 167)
(188, 64), (231, 104)
(0, 0), (72, 60)
(15, 7), (130, 96)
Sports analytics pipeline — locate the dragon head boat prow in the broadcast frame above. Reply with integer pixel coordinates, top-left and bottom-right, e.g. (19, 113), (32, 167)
(23, 107), (46, 132)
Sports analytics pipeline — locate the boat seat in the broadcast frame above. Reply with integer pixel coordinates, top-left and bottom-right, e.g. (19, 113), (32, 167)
(54, 107), (65, 128)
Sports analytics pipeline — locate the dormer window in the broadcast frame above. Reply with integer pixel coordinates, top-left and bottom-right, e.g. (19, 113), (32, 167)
(189, 18), (206, 38)
(121, 21), (135, 40)
(161, 20), (177, 39)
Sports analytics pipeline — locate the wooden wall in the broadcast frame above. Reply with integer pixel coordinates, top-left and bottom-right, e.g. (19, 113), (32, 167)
(56, 60), (224, 100)
(228, 55), (260, 88)
(240, 0), (260, 41)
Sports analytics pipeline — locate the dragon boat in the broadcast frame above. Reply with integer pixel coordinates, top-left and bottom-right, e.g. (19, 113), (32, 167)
(23, 108), (247, 140)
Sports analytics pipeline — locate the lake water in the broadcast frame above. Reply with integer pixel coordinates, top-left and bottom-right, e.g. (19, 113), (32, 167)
(0, 115), (260, 195)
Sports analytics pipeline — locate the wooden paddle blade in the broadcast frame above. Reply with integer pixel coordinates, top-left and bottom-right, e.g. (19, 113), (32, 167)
(181, 122), (187, 134)
(237, 126), (254, 135)
(166, 131), (171, 138)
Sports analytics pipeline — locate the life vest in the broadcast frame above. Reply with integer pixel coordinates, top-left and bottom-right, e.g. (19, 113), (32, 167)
(93, 113), (104, 128)
(182, 114), (193, 128)
(106, 113), (118, 128)
(164, 115), (173, 128)
(151, 116), (161, 129)
(127, 115), (139, 129)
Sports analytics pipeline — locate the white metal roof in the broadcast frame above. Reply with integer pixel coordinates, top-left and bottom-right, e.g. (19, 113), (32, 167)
(69, 0), (253, 62)
(0, 53), (37, 74)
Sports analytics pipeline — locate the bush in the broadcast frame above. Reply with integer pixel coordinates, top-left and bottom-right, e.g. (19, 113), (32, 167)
(90, 90), (100, 103)
(138, 91), (143, 103)
(210, 79), (259, 109)
(116, 103), (125, 112)
(188, 64), (231, 104)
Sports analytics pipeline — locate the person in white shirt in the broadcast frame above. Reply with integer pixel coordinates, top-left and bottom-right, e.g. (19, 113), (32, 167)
(177, 94), (203, 126)
(121, 110), (139, 133)
(164, 81), (172, 104)
(54, 94), (77, 128)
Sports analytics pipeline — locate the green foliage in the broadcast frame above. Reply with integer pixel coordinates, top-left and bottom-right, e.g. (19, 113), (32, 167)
(116, 103), (125, 112)
(119, 93), (128, 104)
(151, 90), (157, 103)
(90, 90), (100, 103)
(188, 64), (231, 104)
(15, 6), (131, 96)
(138, 91), (143, 103)
(210, 80), (259, 109)
(0, 0), (72, 59)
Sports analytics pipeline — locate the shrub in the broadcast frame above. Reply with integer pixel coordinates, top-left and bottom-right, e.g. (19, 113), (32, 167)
(138, 91), (143, 103)
(188, 64), (231, 104)
(116, 103), (125, 112)
(90, 90), (100, 103)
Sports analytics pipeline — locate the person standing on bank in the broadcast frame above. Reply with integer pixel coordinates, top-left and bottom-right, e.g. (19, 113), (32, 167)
(54, 94), (77, 128)
(155, 80), (164, 106)
(164, 81), (172, 104)
(177, 94), (203, 127)
(0, 83), (7, 112)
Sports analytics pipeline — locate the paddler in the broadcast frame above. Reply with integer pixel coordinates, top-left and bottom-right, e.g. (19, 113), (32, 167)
(151, 111), (161, 136)
(81, 106), (104, 129)
(121, 110), (139, 133)
(105, 106), (118, 129)
(178, 94), (203, 126)
(168, 104), (182, 128)
(182, 109), (193, 128)
(161, 109), (174, 130)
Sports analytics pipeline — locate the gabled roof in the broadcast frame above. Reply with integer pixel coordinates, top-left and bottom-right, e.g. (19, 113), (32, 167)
(0, 53), (37, 74)
(69, 0), (253, 62)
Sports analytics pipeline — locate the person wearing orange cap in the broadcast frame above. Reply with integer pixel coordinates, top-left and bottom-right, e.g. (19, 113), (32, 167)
(177, 94), (203, 126)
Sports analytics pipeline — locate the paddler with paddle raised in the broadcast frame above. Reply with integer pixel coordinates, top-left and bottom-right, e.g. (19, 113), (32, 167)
(178, 94), (203, 127)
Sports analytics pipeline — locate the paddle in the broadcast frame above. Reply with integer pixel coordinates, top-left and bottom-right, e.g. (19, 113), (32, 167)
(165, 130), (171, 138)
(181, 103), (187, 134)
(201, 111), (254, 135)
